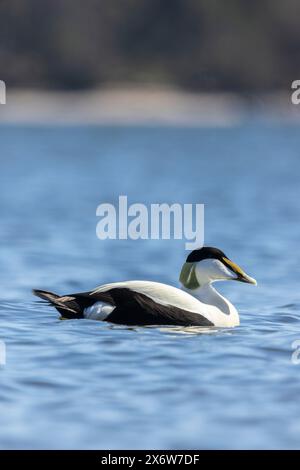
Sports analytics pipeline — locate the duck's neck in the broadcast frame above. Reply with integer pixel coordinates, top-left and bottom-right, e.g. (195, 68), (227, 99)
(182, 282), (239, 326)
(187, 283), (230, 313)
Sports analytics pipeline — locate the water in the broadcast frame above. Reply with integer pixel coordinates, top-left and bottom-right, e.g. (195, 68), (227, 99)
(0, 124), (300, 449)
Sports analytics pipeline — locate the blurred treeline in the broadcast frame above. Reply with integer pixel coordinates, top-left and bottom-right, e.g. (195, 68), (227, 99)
(0, 0), (299, 91)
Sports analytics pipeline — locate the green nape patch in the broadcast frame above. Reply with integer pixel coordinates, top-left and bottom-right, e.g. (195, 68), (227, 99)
(179, 262), (200, 290)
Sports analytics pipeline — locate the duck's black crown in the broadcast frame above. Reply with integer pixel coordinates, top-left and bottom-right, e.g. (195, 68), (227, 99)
(186, 246), (227, 263)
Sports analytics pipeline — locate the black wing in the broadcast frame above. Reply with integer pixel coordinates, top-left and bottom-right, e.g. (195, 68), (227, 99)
(33, 287), (213, 326)
(100, 288), (214, 326)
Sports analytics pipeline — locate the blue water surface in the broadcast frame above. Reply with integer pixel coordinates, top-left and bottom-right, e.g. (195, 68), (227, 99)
(0, 124), (300, 449)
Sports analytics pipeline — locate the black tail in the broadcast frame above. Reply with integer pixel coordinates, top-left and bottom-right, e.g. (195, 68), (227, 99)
(32, 289), (84, 319)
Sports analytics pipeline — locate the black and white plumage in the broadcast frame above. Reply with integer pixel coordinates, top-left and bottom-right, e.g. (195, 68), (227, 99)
(33, 247), (256, 328)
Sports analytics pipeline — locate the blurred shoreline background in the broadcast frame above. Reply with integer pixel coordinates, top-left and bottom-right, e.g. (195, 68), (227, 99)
(1, 0), (300, 125)
(1, 87), (300, 126)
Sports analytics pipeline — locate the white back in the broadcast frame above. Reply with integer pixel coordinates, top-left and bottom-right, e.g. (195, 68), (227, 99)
(93, 280), (206, 314)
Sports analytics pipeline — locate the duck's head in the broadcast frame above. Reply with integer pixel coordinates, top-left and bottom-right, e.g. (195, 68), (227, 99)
(180, 247), (257, 290)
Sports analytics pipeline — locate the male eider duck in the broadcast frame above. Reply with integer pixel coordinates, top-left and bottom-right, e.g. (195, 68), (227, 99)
(33, 247), (256, 328)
